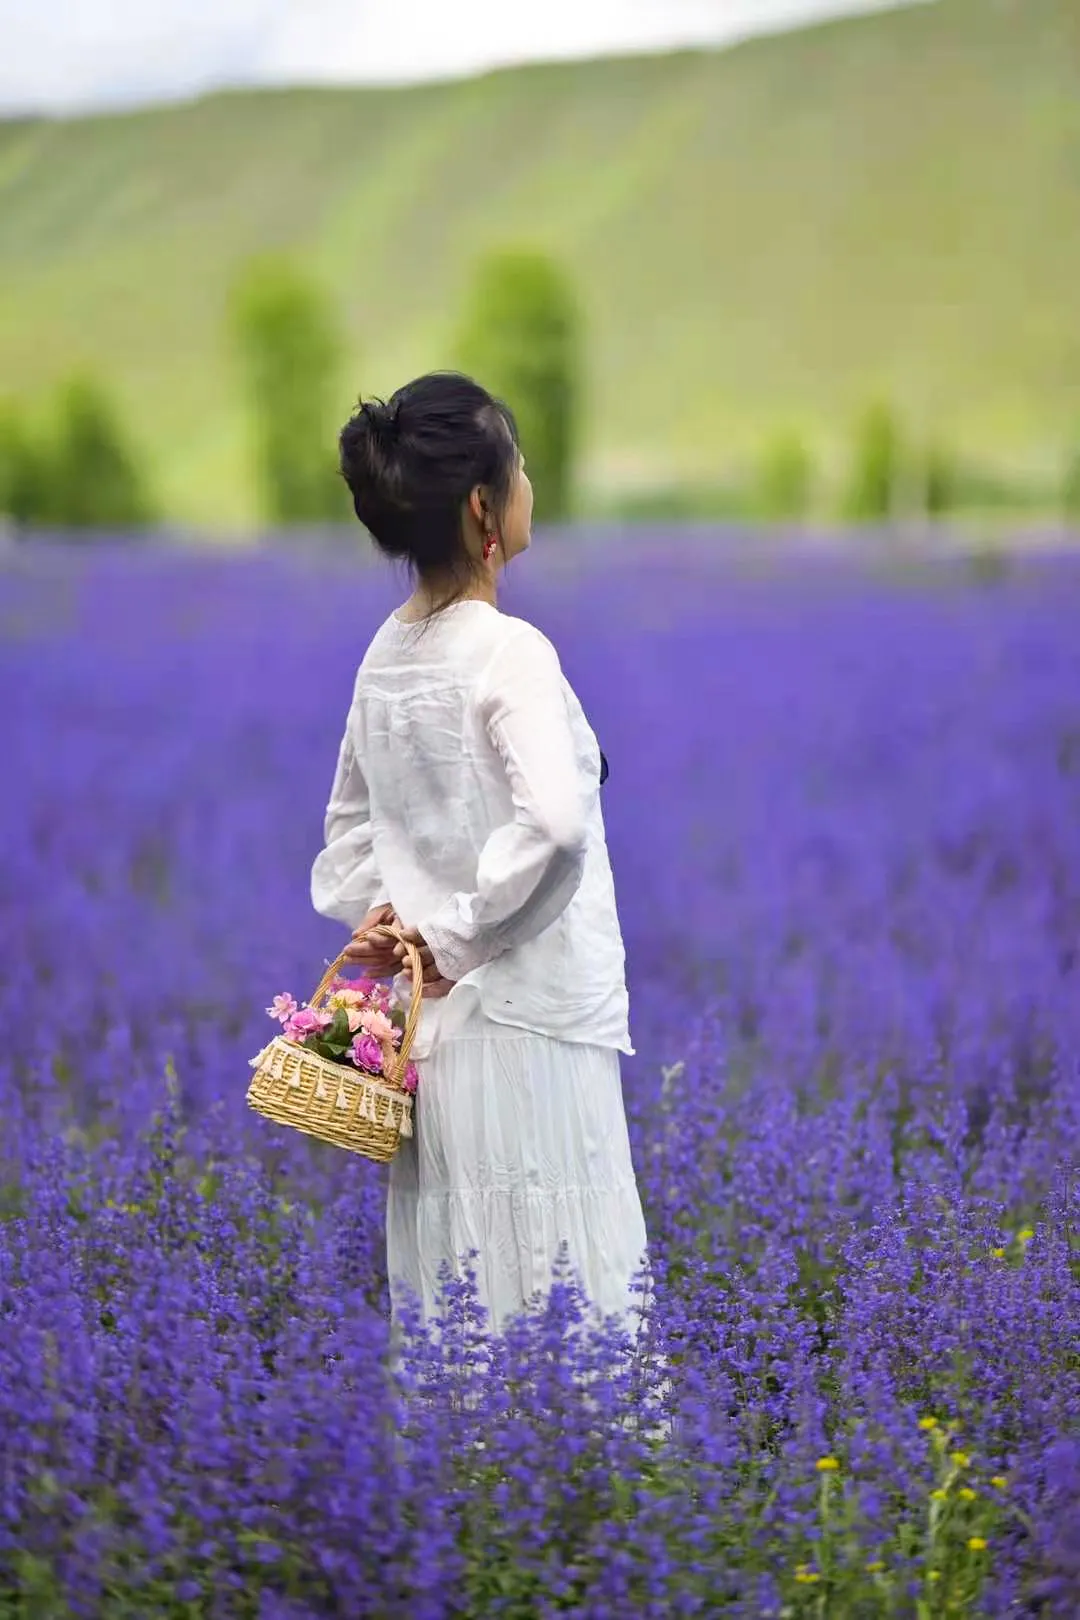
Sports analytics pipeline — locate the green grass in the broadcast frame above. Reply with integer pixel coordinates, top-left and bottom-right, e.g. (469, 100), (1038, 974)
(0, 0), (1078, 526)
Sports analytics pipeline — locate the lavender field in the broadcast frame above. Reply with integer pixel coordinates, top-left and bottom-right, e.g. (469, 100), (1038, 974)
(3, 539), (1080, 1618)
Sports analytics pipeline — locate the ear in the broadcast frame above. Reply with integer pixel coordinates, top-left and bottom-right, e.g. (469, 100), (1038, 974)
(467, 485), (486, 529)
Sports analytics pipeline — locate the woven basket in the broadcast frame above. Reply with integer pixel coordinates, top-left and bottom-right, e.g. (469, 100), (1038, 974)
(246, 924), (424, 1162)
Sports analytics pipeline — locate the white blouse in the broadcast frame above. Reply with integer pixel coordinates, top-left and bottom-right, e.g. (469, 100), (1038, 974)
(310, 600), (632, 1054)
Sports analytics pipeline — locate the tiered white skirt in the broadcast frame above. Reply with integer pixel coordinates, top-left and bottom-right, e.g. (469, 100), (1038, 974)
(386, 995), (649, 1333)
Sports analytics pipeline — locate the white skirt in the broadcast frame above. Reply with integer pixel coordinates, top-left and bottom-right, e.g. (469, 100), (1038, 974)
(386, 993), (649, 1334)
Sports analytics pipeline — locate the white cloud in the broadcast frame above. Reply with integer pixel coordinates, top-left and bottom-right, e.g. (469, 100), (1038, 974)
(0, 0), (923, 114)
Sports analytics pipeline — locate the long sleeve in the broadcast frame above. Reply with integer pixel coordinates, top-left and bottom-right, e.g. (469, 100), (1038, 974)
(310, 718), (387, 928)
(419, 626), (588, 984)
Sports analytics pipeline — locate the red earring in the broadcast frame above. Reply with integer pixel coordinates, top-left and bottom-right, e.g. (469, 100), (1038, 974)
(483, 533), (497, 561)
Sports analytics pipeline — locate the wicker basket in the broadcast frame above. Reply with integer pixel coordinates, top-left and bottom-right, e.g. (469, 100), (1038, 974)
(246, 925), (424, 1162)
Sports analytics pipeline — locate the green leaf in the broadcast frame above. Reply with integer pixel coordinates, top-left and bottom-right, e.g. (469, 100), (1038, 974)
(326, 1007), (351, 1047)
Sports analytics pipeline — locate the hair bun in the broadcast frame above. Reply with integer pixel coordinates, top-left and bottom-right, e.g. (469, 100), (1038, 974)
(360, 397), (400, 445)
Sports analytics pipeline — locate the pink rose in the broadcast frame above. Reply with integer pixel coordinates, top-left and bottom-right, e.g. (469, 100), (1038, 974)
(402, 1062), (419, 1095)
(359, 1008), (395, 1043)
(351, 1033), (384, 1073)
(285, 1006), (329, 1042)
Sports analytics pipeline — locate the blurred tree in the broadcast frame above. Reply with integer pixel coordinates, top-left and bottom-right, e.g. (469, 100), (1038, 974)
(841, 402), (902, 522)
(232, 257), (346, 524)
(923, 441), (957, 516)
(456, 249), (580, 523)
(0, 399), (54, 526)
(1062, 441), (1080, 521)
(50, 375), (154, 528)
(755, 429), (813, 521)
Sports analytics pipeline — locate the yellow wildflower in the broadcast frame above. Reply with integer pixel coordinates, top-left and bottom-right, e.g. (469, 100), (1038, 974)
(930, 1488), (947, 1501)
(866, 1560), (885, 1573)
(794, 1572), (821, 1585)
(952, 1451), (971, 1468)
(991, 1247), (1006, 1259)
(918, 1416), (938, 1431)
(959, 1487), (977, 1502)
(990, 1475), (1008, 1490)
(928, 1571), (941, 1583)
(1017, 1226), (1035, 1244)
(816, 1456), (840, 1472)
(968, 1537), (988, 1551)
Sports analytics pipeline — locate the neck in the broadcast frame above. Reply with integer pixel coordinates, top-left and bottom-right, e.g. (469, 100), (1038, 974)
(409, 570), (497, 617)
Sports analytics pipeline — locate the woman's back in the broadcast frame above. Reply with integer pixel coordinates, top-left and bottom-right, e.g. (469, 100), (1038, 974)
(313, 598), (632, 1053)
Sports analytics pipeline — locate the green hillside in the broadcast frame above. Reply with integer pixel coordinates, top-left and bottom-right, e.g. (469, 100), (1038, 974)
(0, 0), (1078, 526)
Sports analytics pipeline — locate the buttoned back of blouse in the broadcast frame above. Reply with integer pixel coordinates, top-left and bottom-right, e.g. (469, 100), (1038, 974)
(310, 600), (632, 1054)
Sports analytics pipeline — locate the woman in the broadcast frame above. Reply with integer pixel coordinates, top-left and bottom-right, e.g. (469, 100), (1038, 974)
(310, 371), (648, 1333)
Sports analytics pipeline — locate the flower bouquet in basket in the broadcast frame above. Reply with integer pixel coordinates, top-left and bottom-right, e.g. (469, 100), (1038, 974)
(246, 927), (423, 1163)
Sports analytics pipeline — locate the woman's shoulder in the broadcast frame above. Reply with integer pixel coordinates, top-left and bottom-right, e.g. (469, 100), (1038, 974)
(489, 608), (559, 657)
(475, 610), (565, 683)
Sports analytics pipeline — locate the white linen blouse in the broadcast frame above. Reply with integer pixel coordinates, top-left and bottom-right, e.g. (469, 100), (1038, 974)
(310, 600), (632, 1055)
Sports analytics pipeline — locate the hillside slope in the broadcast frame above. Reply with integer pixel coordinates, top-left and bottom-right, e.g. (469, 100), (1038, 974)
(0, 0), (1077, 524)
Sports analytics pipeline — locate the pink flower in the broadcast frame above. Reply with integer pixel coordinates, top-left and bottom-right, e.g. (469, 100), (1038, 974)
(331, 974), (377, 999)
(351, 1033), (383, 1073)
(266, 992), (298, 1024)
(402, 1062), (419, 1095)
(331, 988), (368, 1011)
(284, 1006), (330, 1042)
(359, 1008), (395, 1043)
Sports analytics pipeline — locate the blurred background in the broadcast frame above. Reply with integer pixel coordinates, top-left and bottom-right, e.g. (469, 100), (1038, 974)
(0, 0), (1076, 541)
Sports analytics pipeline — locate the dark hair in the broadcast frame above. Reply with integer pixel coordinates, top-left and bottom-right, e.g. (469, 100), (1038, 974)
(339, 372), (519, 585)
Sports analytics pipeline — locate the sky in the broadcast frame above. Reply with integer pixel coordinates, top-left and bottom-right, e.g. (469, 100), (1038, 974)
(0, 0), (920, 116)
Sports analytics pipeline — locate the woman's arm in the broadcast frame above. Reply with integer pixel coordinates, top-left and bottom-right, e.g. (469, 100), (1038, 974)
(416, 625), (588, 985)
(310, 720), (389, 930)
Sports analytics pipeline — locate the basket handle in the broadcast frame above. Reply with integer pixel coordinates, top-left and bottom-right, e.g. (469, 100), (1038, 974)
(307, 924), (426, 1090)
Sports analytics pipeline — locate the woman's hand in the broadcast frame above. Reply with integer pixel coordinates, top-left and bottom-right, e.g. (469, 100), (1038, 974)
(341, 911), (455, 998)
(393, 924), (456, 1000)
(341, 903), (399, 976)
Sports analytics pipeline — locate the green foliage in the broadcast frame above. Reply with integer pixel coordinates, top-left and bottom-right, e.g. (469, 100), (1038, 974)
(754, 429), (814, 521)
(456, 249), (580, 523)
(231, 257), (346, 525)
(49, 375), (154, 529)
(919, 448), (1049, 521)
(842, 402), (902, 523)
(306, 1006), (353, 1062)
(0, 399), (54, 526)
(923, 442), (957, 517)
(591, 480), (751, 522)
(918, 443), (1050, 521)
(0, 381), (152, 530)
(1062, 439), (1080, 520)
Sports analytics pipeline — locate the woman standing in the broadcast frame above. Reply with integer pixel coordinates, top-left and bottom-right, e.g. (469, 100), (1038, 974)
(311, 372), (648, 1332)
